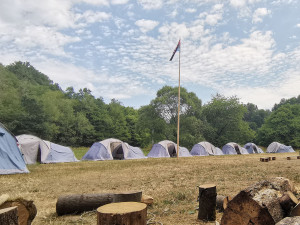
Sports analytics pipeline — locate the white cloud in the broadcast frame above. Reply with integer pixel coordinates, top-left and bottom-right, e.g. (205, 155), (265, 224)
(296, 24), (300, 28)
(230, 0), (247, 8)
(252, 8), (271, 23)
(137, 0), (163, 10)
(185, 8), (196, 13)
(111, 0), (129, 4)
(76, 10), (111, 24)
(135, 19), (159, 33)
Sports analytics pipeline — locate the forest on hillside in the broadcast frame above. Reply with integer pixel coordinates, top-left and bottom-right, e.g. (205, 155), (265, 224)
(1, 61), (300, 149)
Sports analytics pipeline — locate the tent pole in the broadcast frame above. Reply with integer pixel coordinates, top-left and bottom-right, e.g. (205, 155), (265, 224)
(177, 43), (181, 159)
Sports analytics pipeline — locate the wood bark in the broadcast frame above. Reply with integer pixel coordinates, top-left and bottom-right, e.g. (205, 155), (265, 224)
(0, 206), (18, 225)
(97, 202), (147, 225)
(291, 203), (300, 217)
(198, 184), (216, 221)
(279, 191), (298, 216)
(0, 198), (37, 225)
(56, 191), (142, 216)
(276, 216), (300, 225)
(221, 177), (296, 224)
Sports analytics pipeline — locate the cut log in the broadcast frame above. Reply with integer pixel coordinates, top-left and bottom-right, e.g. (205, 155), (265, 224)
(291, 202), (300, 217)
(220, 191), (275, 225)
(198, 184), (216, 221)
(0, 206), (18, 225)
(216, 195), (226, 212)
(0, 198), (37, 225)
(56, 191), (142, 216)
(141, 195), (153, 206)
(272, 157), (276, 160)
(279, 191), (299, 216)
(97, 202), (147, 225)
(276, 216), (300, 225)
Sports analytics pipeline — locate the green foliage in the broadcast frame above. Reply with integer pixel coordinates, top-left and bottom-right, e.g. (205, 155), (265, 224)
(244, 103), (271, 131)
(202, 94), (255, 147)
(272, 95), (300, 111)
(257, 104), (300, 148)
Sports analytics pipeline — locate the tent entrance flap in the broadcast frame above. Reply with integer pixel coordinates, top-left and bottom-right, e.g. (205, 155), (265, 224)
(112, 144), (124, 160)
(253, 146), (258, 153)
(168, 144), (176, 157)
(234, 145), (241, 154)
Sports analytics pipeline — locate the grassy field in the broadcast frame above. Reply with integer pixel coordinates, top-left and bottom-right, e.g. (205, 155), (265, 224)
(1, 150), (300, 225)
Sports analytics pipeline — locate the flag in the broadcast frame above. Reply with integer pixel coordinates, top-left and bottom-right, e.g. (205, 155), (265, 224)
(169, 40), (180, 61)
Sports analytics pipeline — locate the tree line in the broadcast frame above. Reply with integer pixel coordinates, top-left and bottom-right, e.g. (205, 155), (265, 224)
(1, 61), (300, 149)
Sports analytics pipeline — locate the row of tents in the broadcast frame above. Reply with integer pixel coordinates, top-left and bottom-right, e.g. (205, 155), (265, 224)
(0, 123), (296, 175)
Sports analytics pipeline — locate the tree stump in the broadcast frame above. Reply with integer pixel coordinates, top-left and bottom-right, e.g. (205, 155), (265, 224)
(272, 157), (276, 160)
(0, 198), (37, 225)
(279, 191), (298, 216)
(97, 202), (147, 225)
(198, 184), (216, 221)
(56, 191), (142, 215)
(0, 206), (18, 225)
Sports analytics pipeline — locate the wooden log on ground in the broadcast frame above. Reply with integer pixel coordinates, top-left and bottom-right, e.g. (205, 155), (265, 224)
(272, 157), (276, 160)
(198, 184), (216, 221)
(97, 202), (147, 225)
(221, 177), (296, 224)
(279, 191), (299, 216)
(56, 191), (142, 216)
(297, 156), (300, 159)
(291, 202), (300, 217)
(0, 198), (37, 225)
(220, 191), (275, 225)
(276, 216), (300, 225)
(0, 206), (18, 225)
(287, 156), (291, 160)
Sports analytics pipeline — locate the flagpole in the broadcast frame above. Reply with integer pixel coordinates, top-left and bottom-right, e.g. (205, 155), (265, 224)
(177, 41), (181, 159)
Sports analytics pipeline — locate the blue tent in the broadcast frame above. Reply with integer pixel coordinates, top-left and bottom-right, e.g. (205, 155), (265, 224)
(190, 141), (224, 156)
(82, 138), (146, 161)
(266, 142), (295, 153)
(222, 142), (249, 155)
(0, 124), (29, 175)
(244, 143), (264, 154)
(147, 140), (192, 158)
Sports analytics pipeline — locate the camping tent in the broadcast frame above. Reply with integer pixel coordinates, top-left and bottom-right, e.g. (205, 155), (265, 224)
(16, 134), (78, 164)
(0, 123), (29, 174)
(266, 142), (295, 153)
(222, 142), (249, 155)
(82, 138), (146, 161)
(190, 141), (224, 156)
(244, 143), (264, 154)
(147, 140), (192, 158)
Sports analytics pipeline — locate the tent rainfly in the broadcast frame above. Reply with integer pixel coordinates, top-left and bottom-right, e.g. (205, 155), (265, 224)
(0, 124), (29, 174)
(147, 140), (192, 158)
(222, 142), (249, 155)
(16, 134), (78, 164)
(266, 142), (295, 153)
(190, 141), (224, 156)
(82, 138), (146, 161)
(244, 143), (264, 154)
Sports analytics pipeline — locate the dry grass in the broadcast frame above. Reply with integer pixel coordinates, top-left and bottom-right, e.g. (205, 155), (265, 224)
(1, 151), (300, 225)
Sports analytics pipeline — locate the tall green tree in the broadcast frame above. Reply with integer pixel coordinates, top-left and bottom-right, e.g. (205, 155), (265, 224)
(244, 103), (271, 131)
(202, 94), (255, 147)
(257, 104), (300, 147)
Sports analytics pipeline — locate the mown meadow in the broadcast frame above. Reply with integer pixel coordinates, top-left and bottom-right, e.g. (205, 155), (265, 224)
(1, 149), (299, 225)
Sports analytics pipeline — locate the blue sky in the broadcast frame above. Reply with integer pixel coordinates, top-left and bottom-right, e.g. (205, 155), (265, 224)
(0, 0), (300, 109)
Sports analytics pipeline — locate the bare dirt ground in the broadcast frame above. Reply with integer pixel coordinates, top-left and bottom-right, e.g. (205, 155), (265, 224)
(1, 151), (299, 224)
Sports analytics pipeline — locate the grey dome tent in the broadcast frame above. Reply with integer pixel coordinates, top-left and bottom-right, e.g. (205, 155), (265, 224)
(82, 138), (146, 161)
(266, 142), (295, 153)
(0, 123), (29, 174)
(190, 141), (224, 156)
(244, 143), (264, 154)
(16, 134), (78, 164)
(147, 140), (192, 158)
(222, 142), (249, 155)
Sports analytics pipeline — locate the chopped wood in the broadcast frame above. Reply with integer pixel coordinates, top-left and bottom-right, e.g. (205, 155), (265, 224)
(297, 156), (300, 159)
(0, 198), (37, 225)
(198, 184), (216, 221)
(272, 157), (276, 160)
(287, 157), (291, 160)
(56, 191), (142, 216)
(291, 202), (300, 217)
(0, 206), (18, 225)
(276, 216), (300, 225)
(141, 195), (153, 206)
(279, 191), (299, 216)
(97, 202), (147, 225)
